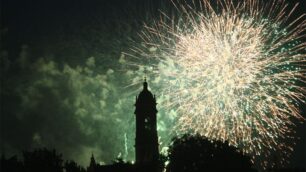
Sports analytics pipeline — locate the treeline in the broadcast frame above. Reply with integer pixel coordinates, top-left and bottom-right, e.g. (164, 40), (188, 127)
(1, 148), (85, 172)
(1, 134), (259, 172)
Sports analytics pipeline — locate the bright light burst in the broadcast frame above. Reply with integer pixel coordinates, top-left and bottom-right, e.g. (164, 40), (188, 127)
(126, 0), (306, 167)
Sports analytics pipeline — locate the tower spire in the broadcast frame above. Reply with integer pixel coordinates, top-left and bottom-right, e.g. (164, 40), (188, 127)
(143, 76), (148, 90)
(87, 152), (96, 172)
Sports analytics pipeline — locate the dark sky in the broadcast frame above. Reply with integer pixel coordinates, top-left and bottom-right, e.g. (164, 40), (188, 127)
(1, 0), (306, 169)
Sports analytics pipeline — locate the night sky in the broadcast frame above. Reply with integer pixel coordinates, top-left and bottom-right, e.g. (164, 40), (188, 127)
(1, 0), (305, 169)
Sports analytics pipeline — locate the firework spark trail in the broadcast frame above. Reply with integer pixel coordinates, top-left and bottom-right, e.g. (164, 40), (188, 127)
(126, 0), (305, 167)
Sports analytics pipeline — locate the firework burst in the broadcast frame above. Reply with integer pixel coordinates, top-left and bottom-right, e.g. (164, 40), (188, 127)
(126, 0), (306, 167)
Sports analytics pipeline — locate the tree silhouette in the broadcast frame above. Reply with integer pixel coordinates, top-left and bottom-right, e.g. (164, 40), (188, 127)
(22, 148), (63, 172)
(65, 160), (85, 172)
(1, 154), (23, 172)
(166, 134), (255, 172)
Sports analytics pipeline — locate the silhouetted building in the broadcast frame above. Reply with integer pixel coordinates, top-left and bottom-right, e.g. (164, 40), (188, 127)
(134, 78), (159, 164)
(87, 154), (96, 172)
(88, 79), (161, 172)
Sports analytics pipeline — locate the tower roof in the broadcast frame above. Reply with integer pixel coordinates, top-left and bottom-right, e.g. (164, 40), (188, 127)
(137, 78), (155, 103)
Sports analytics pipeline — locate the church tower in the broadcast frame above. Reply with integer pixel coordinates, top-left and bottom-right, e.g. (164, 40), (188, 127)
(135, 78), (159, 164)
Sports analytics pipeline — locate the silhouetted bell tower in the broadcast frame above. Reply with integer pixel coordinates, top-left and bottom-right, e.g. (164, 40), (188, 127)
(134, 78), (159, 164)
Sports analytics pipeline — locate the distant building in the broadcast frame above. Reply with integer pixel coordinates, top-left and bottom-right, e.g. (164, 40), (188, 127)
(90, 78), (161, 172)
(87, 153), (96, 172)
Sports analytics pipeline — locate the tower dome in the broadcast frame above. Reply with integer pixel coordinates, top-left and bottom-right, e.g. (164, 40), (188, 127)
(136, 78), (156, 105)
